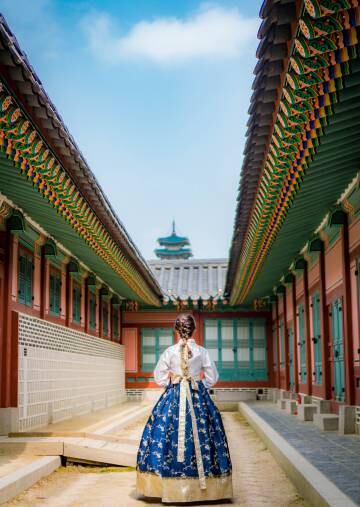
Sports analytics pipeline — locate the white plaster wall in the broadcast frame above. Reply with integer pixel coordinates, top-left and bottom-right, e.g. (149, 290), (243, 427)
(18, 313), (126, 431)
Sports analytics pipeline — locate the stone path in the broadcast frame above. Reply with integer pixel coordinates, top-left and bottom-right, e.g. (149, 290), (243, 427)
(251, 403), (360, 505)
(3, 412), (307, 507)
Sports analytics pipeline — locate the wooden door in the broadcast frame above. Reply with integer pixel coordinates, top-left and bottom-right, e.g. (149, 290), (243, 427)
(331, 298), (345, 402)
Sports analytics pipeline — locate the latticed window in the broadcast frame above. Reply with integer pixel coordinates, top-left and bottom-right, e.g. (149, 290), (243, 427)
(89, 292), (96, 330)
(311, 293), (322, 384)
(204, 318), (268, 381)
(298, 303), (306, 384)
(72, 284), (81, 324)
(49, 270), (61, 316)
(141, 328), (174, 372)
(102, 302), (109, 337)
(18, 249), (33, 307)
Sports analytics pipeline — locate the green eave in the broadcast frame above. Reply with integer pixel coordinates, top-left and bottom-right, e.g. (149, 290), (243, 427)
(155, 248), (193, 257)
(158, 235), (190, 246)
(0, 152), (146, 302)
(244, 59), (360, 304)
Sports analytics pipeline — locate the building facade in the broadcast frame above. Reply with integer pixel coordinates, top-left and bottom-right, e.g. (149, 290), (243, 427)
(1, 0), (360, 434)
(0, 15), (162, 433)
(226, 0), (360, 418)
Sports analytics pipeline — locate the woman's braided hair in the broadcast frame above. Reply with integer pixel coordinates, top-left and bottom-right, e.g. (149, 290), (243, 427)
(174, 313), (196, 340)
(175, 314), (196, 377)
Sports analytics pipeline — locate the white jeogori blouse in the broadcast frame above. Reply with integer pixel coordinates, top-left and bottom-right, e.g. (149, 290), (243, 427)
(154, 338), (219, 388)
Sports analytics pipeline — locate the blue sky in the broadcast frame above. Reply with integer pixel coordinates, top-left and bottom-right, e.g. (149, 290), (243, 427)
(0, 0), (262, 259)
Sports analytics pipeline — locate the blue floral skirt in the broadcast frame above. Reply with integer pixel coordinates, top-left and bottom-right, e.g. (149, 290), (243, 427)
(136, 380), (232, 503)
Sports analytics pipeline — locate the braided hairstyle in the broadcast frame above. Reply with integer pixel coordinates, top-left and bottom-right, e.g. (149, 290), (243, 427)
(174, 313), (196, 340)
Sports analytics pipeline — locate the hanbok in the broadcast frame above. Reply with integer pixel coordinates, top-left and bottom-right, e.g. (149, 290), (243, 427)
(136, 338), (233, 503)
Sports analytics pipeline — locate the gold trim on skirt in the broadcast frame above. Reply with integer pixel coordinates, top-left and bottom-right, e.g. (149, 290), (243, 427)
(136, 471), (233, 503)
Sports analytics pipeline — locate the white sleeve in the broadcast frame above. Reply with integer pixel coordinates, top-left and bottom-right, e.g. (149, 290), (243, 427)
(154, 349), (171, 387)
(202, 348), (219, 388)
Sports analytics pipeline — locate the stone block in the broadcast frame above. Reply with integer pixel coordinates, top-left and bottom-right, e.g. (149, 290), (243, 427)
(279, 390), (291, 400)
(215, 390), (257, 402)
(0, 408), (19, 435)
(285, 400), (297, 415)
(313, 413), (339, 431)
(338, 405), (356, 435)
(300, 395), (312, 404)
(277, 399), (286, 410)
(317, 400), (331, 414)
(297, 404), (317, 421)
(270, 389), (280, 403)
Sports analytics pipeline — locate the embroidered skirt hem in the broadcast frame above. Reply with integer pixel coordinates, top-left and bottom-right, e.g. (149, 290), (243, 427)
(136, 471), (233, 503)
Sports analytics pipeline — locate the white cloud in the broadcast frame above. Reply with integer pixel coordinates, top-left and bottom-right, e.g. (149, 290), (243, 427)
(82, 5), (258, 64)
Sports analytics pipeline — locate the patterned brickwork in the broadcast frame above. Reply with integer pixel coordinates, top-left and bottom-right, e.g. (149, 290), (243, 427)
(18, 313), (126, 431)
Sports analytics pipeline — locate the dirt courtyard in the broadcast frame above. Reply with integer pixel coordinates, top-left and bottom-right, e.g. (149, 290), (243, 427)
(3, 412), (308, 507)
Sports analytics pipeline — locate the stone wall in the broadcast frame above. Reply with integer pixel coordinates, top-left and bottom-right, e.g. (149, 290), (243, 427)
(18, 313), (125, 431)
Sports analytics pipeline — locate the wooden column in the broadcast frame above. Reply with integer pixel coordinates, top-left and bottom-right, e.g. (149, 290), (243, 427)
(32, 242), (42, 314)
(275, 298), (281, 388)
(84, 282), (89, 335)
(283, 290), (290, 390)
(319, 242), (331, 399)
(65, 270), (71, 327)
(1, 233), (18, 407)
(303, 262), (312, 396)
(341, 216), (355, 405)
(292, 277), (299, 393)
(99, 295), (103, 338)
(40, 252), (47, 320)
(59, 263), (66, 323)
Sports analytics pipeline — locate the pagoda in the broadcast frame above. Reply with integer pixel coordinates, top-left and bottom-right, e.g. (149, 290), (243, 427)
(155, 221), (193, 260)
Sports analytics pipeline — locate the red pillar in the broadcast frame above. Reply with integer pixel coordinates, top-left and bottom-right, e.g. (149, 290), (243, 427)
(65, 270), (71, 327)
(32, 243), (42, 314)
(319, 243), (331, 399)
(303, 262), (312, 396)
(341, 216), (355, 405)
(84, 282), (89, 335)
(275, 298), (281, 388)
(283, 290), (290, 390)
(1, 233), (18, 407)
(292, 277), (299, 393)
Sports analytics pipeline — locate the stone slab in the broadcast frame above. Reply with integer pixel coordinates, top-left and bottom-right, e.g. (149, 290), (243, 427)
(297, 404), (317, 422)
(0, 456), (61, 504)
(285, 400), (297, 415)
(239, 402), (356, 507)
(277, 399), (286, 410)
(215, 390), (257, 402)
(313, 414), (339, 431)
(339, 405), (356, 435)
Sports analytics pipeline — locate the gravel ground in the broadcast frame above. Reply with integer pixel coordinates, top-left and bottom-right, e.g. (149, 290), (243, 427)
(3, 412), (308, 507)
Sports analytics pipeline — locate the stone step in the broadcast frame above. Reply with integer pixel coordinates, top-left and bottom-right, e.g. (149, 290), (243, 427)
(297, 404), (317, 422)
(313, 413), (339, 431)
(284, 400), (297, 415)
(314, 400), (331, 414)
(277, 400), (286, 410)
(299, 395), (312, 404)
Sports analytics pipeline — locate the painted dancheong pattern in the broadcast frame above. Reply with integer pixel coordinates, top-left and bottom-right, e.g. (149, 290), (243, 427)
(231, 0), (360, 304)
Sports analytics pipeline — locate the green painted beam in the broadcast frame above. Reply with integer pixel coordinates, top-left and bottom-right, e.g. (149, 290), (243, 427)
(0, 153), (143, 301)
(244, 59), (360, 303)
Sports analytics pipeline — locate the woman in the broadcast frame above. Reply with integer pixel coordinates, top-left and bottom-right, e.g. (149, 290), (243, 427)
(136, 314), (233, 503)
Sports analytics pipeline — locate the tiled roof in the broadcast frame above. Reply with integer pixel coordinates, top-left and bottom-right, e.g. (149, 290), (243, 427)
(226, 0), (298, 301)
(0, 14), (162, 304)
(148, 258), (228, 300)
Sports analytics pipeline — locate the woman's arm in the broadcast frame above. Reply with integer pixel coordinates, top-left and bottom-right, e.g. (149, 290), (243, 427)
(202, 348), (219, 388)
(154, 350), (171, 387)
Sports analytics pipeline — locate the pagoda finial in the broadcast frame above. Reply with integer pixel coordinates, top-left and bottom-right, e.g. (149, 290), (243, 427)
(155, 222), (193, 260)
